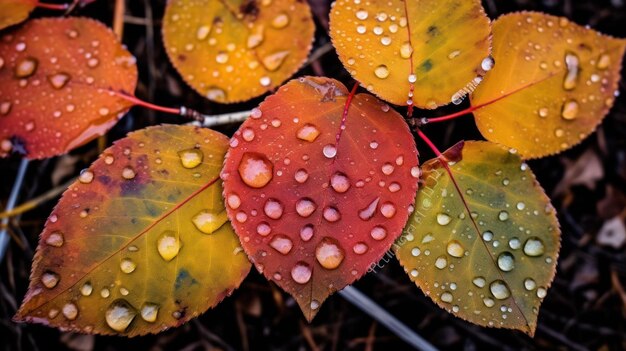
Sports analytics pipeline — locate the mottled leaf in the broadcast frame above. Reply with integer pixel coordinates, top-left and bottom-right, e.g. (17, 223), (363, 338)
(162, 0), (315, 104)
(15, 125), (251, 336)
(0, 0), (36, 30)
(471, 12), (626, 159)
(396, 141), (560, 335)
(0, 17), (138, 159)
(221, 76), (419, 320)
(330, 0), (491, 108)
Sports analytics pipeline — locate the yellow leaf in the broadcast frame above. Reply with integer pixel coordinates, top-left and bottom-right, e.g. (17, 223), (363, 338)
(396, 141), (560, 336)
(330, 0), (491, 108)
(162, 0), (315, 104)
(471, 12), (626, 159)
(0, 0), (36, 30)
(14, 125), (251, 336)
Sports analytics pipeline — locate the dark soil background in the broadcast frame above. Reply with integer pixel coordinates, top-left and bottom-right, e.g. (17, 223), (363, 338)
(2, 0), (626, 350)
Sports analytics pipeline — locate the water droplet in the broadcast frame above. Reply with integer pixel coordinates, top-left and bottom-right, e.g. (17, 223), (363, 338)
(0, 101), (11, 115)
(141, 303), (159, 322)
(80, 282), (93, 296)
(192, 209), (228, 234)
(597, 54), (610, 70)
(441, 292), (453, 303)
(157, 230), (181, 261)
(262, 50), (290, 71)
(178, 148), (203, 169)
(408, 74), (417, 83)
(498, 211), (509, 221)
(483, 297), (495, 307)
(316, 237), (345, 270)
(300, 224), (314, 241)
(259, 76), (272, 87)
(509, 237), (521, 250)
(241, 128), (255, 142)
(238, 152), (273, 188)
(105, 299), (136, 332)
(353, 242), (368, 255)
(46, 231), (64, 247)
(215, 51), (229, 64)
(563, 52), (580, 90)
(120, 258), (136, 273)
(41, 271), (60, 288)
(87, 57), (99, 68)
(255, 222), (271, 237)
(78, 170), (94, 184)
(62, 303), (78, 320)
(122, 167), (136, 180)
(227, 193), (241, 209)
(296, 124), (320, 142)
(524, 278), (536, 291)
(523, 237), (545, 256)
(561, 99), (579, 120)
(323, 206), (341, 222)
(328, 172), (350, 193)
(516, 202), (526, 210)
(490, 280), (511, 300)
(374, 65), (389, 79)
(380, 202), (396, 218)
(473, 276), (486, 288)
(380, 36), (392, 45)
(196, 25), (211, 40)
(323, 144), (337, 158)
(294, 169), (309, 183)
(271, 13), (290, 28)
(538, 107), (549, 118)
(370, 226), (387, 240)
(435, 256), (448, 269)
(291, 261), (312, 284)
(296, 198), (317, 217)
(101, 288), (111, 298)
(355, 9), (368, 20)
(269, 234), (293, 254)
(15, 57), (38, 78)
(359, 197), (380, 220)
(206, 87), (226, 101)
(48, 73), (71, 89)
(399, 42), (413, 59)
(437, 213), (452, 225)
(481, 56), (495, 71)
(497, 252), (515, 272)
(537, 287), (547, 298)
(261, 199), (283, 220)
(381, 163), (394, 175)
(446, 240), (465, 258)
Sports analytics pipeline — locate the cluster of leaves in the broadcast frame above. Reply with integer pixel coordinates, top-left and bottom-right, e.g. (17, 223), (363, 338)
(1, 0), (624, 338)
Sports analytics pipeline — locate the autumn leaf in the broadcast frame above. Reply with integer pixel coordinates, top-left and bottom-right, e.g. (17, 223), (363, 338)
(471, 12), (626, 159)
(162, 0), (315, 104)
(329, 0), (491, 109)
(14, 125), (251, 336)
(0, 17), (138, 159)
(0, 0), (36, 30)
(221, 76), (419, 320)
(395, 141), (560, 336)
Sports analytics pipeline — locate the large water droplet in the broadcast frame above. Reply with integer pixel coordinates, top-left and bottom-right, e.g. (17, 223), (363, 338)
(48, 72), (71, 89)
(330, 172), (350, 193)
(523, 237), (545, 256)
(105, 299), (136, 332)
(563, 52), (579, 90)
(141, 303), (159, 323)
(359, 198), (380, 220)
(269, 234), (293, 255)
(120, 258), (136, 273)
(238, 152), (273, 188)
(323, 144), (337, 158)
(437, 213), (452, 225)
(296, 124), (321, 142)
(473, 276), (486, 288)
(300, 224), (314, 241)
(296, 198), (317, 217)
(498, 211), (509, 221)
(323, 206), (341, 222)
(400, 42), (413, 59)
(192, 209), (228, 234)
(380, 202), (396, 218)
(497, 252), (515, 272)
(597, 53), (610, 70)
(15, 57), (38, 78)
(178, 148), (203, 169)
(227, 193), (241, 209)
(41, 271), (60, 289)
(271, 13), (290, 28)
(122, 167), (136, 180)
(435, 256), (448, 269)
(355, 9), (368, 20)
(46, 231), (64, 247)
(561, 99), (579, 120)
(262, 50), (290, 71)
(264, 199), (284, 219)
(291, 261), (312, 284)
(446, 240), (465, 258)
(294, 169), (309, 183)
(440, 292), (454, 303)
(78, 169), (94, 184)
(80, 282), (93, 296)
(370, 226), (387, 240)
(353, 242), (368, 255)
(481, 56), (495, 71)
(489, 280), (511, 300)
(315, 237), (345, 270)
(62, 302), (78, 320)
(374, 65), (389, 79)
(524, 278), (537, 291)
(157, 230), (181, 261)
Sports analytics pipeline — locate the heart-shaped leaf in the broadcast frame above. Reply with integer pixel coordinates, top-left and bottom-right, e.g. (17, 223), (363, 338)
(471, 12), (626, 159)
(0, 0), (36, 30)
(221, 76), (419, 320)
(162, 0), (315, 104)
(0, 17), (138, 159)
(14, 125), (251, 336)
(329, 0), (491, 108)
(395, 141), (560, 336)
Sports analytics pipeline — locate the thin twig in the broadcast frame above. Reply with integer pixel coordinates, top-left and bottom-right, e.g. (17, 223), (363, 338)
(113, 0), (125, 39)
(339, 286), (438, 351)
(0, 178), (74, 220)
(0, 159), (29, 262)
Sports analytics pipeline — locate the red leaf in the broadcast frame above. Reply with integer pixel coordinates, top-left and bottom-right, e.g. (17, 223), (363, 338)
(221, 76), (419, 320)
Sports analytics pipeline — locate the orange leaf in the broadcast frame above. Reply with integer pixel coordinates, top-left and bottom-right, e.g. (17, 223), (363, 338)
(221, 76), (419, 320)
(14, 125), (251, 335)
(0, 17), (138, 159)
(329, 0), (491, 108)
(0, 0), (37, 30)
(471, 12), (626, 159)
(162, 0), (315, 104)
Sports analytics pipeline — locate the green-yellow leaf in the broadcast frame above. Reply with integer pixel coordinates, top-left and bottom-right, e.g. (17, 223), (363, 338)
(14, 125), (251, 336)
(395, 141), (560, 336)
(471, 12), (626, 159)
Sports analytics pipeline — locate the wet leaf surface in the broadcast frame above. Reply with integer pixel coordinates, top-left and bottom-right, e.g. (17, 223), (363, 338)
(0, 0), (37, 30)
(396, 141), (560, 336)
(221, 76), (419, 320)
(162, 0), (315, 104)
(330, 0), (491, 108)
(0, 17), (138, 159)
(14, 125), (251, 336)
(471, 12), (626, 159)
